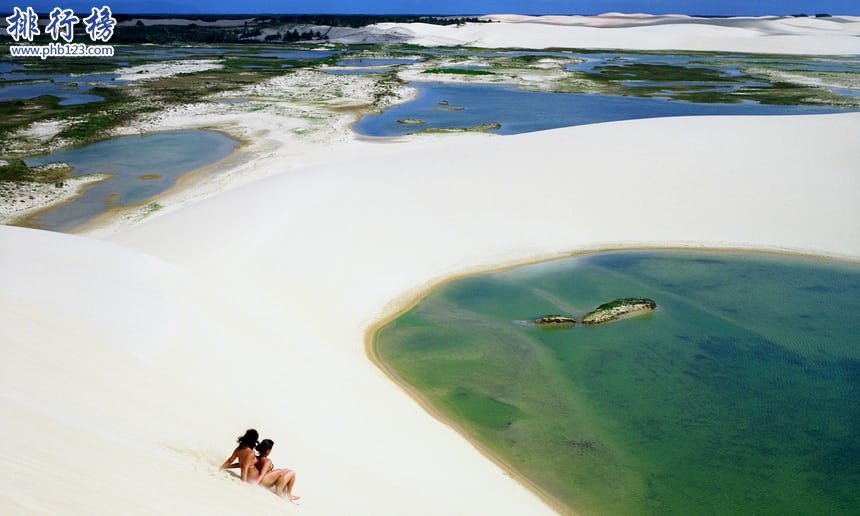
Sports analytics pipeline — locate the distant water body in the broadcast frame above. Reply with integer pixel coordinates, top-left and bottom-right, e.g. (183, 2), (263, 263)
(24, 130), (236, 232)
(354, 82), (847, 136)
(376, 251), (860, 514)
(354, 51), (858, 136)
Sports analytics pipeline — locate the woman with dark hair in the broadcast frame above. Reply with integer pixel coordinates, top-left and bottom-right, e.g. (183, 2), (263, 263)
(255, 439), (300, 502)
(219, 429), (260, 483)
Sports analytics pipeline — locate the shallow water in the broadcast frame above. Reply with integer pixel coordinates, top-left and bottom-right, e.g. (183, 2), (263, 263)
(251, 50), (337, 60)
(376, 251), (860, 514)
(564, 53), (744, 74)
(0, 70), (122, 104)
(324, 57), (420, 75)
(831, 87), (860, 98)
(323, 67), (389, 75)
(394, 49), (580, 59)
(24, 130), (236, 231)
(336, 57), (419, 67)
(0, 63), (24, 73)
(353, 82), (845, 136)
(0, 82), (103, 105)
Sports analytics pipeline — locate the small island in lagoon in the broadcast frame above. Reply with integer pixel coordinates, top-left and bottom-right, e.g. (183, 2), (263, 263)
(532, 297), (657, 327)
(581, 297), (657, 324)
(532, 314), (577, 326)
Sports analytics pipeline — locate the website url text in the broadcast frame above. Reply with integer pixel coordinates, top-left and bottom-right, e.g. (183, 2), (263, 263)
(9, 42), (115, 59)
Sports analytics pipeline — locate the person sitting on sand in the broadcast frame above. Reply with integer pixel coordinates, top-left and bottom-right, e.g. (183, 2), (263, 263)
(220, 430), (299, 501)
(220, 428), (262, 483)
(254, 439), (300, 502)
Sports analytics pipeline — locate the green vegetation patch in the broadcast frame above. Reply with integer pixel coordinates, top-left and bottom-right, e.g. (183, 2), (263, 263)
(588, 63), (734, 83)
(423, 67), (496, 76)
(674, 82), (855, 106)
(589, 297), (656, 312)
(55, 87), (138, 142)
(414, 122), (501, 134)
(0, 95), (60, 143)
(138, 66), (274, 104)
(0, 84), (143, 151)
(0, 158), (72, 183)
(0, 52), (293, 154)
(568, 61), (860, 106)
(0, 158), (36, 182)
(143, 201), (163, 214)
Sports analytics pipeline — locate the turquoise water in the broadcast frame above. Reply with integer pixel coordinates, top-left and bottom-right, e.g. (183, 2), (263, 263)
(376, 251), (860, 514)
(354, 82), (846, 136)
(23, 130), (236, 232)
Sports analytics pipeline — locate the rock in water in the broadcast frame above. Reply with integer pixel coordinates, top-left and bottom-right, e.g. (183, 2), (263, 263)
(581, 298), (656, 325)
(397, 118), (425, 125)
(533, 315), (577, 326)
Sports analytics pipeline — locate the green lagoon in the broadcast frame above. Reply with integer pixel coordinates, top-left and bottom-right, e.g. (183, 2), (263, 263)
(374, 251), (860, 514)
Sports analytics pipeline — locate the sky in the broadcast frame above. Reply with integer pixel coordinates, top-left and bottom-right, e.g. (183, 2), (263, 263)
(7, 1), (860, 16)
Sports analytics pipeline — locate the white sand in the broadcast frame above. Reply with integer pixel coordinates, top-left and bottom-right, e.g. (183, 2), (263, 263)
(2, 16), (860, 514)
(332, 15), (860, 54)
(116, 60), (223, 82)
(2, 112), (858, 514)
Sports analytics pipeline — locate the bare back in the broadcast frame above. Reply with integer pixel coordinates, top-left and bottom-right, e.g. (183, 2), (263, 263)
(221, 445), (260, 482)
(236, 447), (258, 481)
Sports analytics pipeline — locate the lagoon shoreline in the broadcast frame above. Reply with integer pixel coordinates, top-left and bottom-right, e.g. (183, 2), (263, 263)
(369, 247), (860, 514)
(0, 173), (109, 226)
(369, 244), (860, 515)
(365, 245), (860, 514)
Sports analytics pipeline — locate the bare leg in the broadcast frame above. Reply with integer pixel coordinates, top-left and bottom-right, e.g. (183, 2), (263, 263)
(259, 469), (284, 490)
(283, 470), (300, 501)
(273, 470), (289, 496)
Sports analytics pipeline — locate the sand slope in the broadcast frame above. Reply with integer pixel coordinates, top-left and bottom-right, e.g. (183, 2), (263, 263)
(2, 113), (859, 514)
(331, 15), (860, 54)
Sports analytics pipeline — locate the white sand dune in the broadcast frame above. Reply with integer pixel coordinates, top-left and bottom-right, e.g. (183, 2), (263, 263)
(331, 15), (860, 54)
(2, 112), (859, 514)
